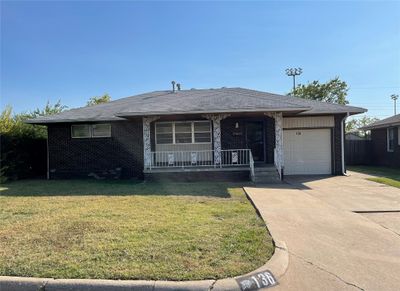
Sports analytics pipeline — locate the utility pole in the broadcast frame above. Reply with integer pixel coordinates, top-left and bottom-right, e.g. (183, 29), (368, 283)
(391, 94), (399, 115)
(285, 68), (303, 92)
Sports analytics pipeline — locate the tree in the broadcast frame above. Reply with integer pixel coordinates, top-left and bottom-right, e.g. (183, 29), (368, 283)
(346, 116), (379, 136)
(1, 100), (67, 181)
(87, 94), (111, 106)
(0, 100), (67, 138)
(289, 77), (349, 105)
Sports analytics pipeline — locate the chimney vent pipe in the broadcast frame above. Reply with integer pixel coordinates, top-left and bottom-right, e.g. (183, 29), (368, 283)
(171, 81), (176, 92)
(176, 83), (181, 91)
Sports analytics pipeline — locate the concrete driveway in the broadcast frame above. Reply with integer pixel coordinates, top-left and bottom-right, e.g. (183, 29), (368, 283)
(245, 172), (400, 291)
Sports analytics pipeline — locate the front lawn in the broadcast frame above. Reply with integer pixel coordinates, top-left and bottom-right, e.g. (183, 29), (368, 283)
(0, 180), (273, 280)
(348, 166), (400, 189)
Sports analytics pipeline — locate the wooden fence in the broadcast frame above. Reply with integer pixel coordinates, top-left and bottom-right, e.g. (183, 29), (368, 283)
(345, 140), (372, 166)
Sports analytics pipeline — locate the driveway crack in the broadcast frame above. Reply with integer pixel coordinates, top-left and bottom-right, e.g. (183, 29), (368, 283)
(359, 217), (400, 238)
(208, 279), (217, 290)
(288, 251), (364, 290)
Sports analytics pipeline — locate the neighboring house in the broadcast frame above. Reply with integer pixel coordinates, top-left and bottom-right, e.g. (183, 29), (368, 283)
(27, 87), (366, 182)
(361, 114), (400, 168)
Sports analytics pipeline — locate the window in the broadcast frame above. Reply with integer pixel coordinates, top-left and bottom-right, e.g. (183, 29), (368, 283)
(155, 121), (211, 144)
(71, 125), (91, 138)
(92, 124), (111, 137)
(155, 123), (173, 144)
(175, 122), (192, 144)
(194, 121), (211, 143)
(387, 127), (395, 152)
(398, 127), (400, 146)
(71, 124), (111, 138)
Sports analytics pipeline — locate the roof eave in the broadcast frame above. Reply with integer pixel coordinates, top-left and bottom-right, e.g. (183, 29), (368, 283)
(361, 122), (400, 131)
(24, 116), (126, 125)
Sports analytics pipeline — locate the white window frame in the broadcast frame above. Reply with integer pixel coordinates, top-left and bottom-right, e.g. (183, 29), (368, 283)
(398, 126), (400, 146)
(71, 123), (111, 139)
(92, 123), (112, 138)
(387, 127), (395, 152)
(155, 120), (212, 145)
(71, 124), (91, 139)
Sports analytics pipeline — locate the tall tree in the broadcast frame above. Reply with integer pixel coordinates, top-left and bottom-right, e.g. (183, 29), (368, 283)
(87, 94), (111, 106)
(289, 77), (349, 105)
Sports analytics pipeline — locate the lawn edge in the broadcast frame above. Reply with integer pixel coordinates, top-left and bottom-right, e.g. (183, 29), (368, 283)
(0, 187), (289, 291)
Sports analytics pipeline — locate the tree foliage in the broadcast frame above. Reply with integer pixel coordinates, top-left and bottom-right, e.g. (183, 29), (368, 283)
(289, 77), (349, 105)
(87, 94), (111, 106)
(0, 101), (66, 139)
(1, 100), (67, 181)
(346, 116), (379, 135)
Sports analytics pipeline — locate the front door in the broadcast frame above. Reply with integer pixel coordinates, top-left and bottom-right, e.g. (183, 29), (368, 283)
(246, 121), (265, 162)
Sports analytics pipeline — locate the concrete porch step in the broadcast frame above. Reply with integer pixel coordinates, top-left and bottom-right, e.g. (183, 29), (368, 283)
(253, 166), (282, 184)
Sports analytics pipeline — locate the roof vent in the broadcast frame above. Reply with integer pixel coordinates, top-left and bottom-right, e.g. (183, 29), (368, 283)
(171, 81), (176, 92)
(176, 83), (181, 91)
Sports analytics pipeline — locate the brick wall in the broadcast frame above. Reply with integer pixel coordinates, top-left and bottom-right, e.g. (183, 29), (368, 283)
(48, 120), (143, 179)
(371, 127), (400, 168)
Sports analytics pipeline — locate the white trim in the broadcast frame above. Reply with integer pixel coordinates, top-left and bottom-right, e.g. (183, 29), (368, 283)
(71, 124), (112, 139)
(387, 127), (395, 152)
(398, 126), (400, 146)
(155, 120), (212, 145)
(341, 113), (349, 175)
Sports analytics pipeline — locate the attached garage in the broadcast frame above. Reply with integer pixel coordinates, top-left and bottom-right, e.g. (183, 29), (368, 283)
(283, 116), (334, 175)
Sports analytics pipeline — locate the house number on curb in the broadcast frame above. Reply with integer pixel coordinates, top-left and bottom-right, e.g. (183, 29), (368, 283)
(236, 270), (278, 290)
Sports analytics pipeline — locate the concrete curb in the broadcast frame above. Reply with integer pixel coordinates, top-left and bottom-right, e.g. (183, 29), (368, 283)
(0, 188), (289, 291)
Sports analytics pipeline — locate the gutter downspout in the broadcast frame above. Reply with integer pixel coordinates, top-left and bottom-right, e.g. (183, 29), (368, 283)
(46, 130), (50, 180)
(341, 112), (350, 175)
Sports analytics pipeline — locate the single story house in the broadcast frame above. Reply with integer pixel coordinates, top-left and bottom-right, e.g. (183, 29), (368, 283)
(27, 87), (366, 182)
(361, 114), (400, 168)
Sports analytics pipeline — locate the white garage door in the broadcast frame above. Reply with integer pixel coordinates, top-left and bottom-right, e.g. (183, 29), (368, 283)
(284, 129), (332, 175)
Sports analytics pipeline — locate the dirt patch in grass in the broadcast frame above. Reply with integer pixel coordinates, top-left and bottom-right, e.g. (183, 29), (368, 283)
(0, 180), (273, 280)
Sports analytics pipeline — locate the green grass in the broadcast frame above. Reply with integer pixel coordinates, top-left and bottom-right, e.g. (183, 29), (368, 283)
(0, 180), (273, 280)
(348, 166), (400, 189)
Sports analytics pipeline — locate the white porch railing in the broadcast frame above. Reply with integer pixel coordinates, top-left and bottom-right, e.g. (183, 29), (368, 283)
(147, 149), (253, 170)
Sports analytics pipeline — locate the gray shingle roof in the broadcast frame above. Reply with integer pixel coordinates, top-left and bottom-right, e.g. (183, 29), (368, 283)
(361, 114), (400, 130)
(26, 87), (366, 124)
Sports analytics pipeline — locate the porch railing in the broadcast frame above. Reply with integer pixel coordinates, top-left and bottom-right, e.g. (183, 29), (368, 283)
(148, 149), (252, 170)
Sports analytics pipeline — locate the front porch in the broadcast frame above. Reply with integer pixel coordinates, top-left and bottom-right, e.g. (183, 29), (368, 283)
(142, 112), (285, 182)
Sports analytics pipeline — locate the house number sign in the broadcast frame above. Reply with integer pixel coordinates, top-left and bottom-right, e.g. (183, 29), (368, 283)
(236, 270), (278, 290)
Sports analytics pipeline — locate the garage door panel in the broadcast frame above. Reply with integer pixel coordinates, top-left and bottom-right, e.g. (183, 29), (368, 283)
(284, 129), (331, 175)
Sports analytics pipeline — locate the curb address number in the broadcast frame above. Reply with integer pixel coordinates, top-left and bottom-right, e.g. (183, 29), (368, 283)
(236, 270), (278, 290)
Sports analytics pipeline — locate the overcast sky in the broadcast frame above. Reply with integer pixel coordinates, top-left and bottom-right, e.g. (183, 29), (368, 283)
(1, 1), (399, 119)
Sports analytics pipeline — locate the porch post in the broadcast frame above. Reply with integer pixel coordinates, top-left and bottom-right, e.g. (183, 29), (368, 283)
(203, 114), (230, 165)
(142, 116), (159, 169)
(274, 112), (284, 179)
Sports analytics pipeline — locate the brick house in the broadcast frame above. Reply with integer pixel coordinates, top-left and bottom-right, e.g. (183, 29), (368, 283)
(361, 114), (400, 168)
(27, 87), (366, 182)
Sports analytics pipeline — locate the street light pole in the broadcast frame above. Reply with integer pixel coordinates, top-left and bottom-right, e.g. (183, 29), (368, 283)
(285, 68), (303, 93)
(391, 94), (399, 115)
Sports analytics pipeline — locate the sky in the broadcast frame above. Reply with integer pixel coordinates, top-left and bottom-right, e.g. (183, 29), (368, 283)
(1, 1), (400, 120)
